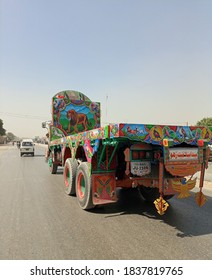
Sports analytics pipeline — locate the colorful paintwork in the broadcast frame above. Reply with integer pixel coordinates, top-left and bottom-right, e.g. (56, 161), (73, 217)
(172, 177), (197, 198)
(50, 122), (212, 149)
(83, 139), (100, 162)
(50, 90), (212, 146)
(50, 126), (107, 146)
(47, 90), (212, 215)
(92, 173), (117, 205)
(51, 90), (101, 140)
(50, 126), (66, 141)
(110, 123), (212, 146)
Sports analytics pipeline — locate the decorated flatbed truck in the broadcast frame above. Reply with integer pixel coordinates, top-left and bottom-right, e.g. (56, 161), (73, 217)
(43, 90), (211, 215)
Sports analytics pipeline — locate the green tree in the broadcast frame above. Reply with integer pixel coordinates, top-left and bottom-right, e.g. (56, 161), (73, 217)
(196, 117), (212, 126)
(7, 132), (16, 141)
(0, 119), (6, 136)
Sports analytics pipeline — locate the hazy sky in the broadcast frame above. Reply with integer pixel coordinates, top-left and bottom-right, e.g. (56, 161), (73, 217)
(0, 0), (211, 138)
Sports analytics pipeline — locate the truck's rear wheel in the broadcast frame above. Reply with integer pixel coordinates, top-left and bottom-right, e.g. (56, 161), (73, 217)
(138, 186), (174, 202)
(63, 158), (78, 195)
(76, 162), (94, 210)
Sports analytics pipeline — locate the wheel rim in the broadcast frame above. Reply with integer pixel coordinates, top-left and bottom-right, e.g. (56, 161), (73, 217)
(48, 157), (53, 167)
(77, 172), (85, 199)
(64, 165), (70, 187)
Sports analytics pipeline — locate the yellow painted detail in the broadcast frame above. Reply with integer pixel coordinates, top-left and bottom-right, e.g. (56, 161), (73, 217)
(172, 178), (197, 198)
(154, 196), (169, 215)
(195, 191), (207, 207)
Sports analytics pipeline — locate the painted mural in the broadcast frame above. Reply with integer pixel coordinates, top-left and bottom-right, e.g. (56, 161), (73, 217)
(50, 122), (212, 147)
(110, 123), (212, 146)
(51, 90), (101, 140)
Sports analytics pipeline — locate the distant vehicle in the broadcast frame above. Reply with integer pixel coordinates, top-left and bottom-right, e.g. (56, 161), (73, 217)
(16, 141), (20, 148)
(20, 139), (34, 157)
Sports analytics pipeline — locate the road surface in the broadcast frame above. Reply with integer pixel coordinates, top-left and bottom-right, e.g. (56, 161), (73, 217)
(0, 144), (212, 260)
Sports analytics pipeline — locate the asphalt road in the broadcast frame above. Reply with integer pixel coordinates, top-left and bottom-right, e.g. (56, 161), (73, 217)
(0, 144), (212, 260)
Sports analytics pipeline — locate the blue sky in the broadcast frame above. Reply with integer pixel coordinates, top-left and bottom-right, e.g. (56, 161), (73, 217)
(0, 0), (211, 138)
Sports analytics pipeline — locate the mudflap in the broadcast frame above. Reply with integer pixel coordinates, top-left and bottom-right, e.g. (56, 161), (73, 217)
(92, 173), (117, 205)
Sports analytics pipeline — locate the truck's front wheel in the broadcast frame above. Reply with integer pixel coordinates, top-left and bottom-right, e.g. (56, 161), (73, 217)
(75, 162), (94, 210)
(49, 152), (58, 174)
(63, 158), (78, 195)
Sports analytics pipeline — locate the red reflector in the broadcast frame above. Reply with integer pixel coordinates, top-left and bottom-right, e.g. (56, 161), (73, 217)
(56, 95), (64, 99)
(198, 139), (204, 147)
(163, 139), (169, 147)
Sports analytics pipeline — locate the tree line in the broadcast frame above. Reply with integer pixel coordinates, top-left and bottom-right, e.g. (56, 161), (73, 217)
(0, 119), (17, 141)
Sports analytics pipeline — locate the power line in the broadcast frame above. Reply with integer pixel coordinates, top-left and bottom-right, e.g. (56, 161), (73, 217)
(0, 111), (50, 120)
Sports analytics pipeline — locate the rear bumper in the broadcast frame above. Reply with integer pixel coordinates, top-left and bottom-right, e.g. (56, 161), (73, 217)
(20, 148), (34, 154)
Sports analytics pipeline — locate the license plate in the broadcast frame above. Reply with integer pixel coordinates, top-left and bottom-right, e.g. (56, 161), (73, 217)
(131, 161), (151, 176)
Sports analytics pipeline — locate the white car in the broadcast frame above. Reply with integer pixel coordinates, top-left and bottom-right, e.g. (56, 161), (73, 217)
(20, 139), (35, 157)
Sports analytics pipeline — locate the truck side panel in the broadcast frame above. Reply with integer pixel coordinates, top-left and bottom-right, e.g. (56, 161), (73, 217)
(109, 123), (212, 146)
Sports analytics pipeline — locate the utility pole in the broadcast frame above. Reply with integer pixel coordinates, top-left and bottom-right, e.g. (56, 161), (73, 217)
(106, 95), (108, 124)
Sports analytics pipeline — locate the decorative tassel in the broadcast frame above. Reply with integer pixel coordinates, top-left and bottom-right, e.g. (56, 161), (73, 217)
(195, 191), (207, 207)
(154, 196), (169, 215)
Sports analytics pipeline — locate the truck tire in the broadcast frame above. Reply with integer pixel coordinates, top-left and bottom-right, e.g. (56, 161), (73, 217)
(63, 158), (78, 195)
(138, 186), (174, 202)
(49, 152), (58, 174)
(75, 162), (94, 210)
